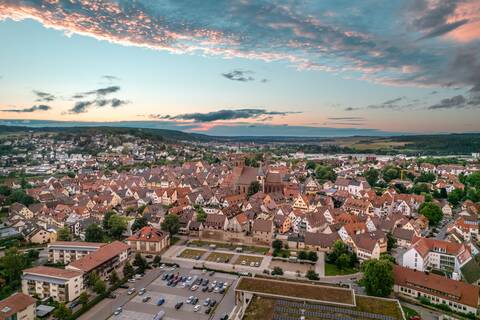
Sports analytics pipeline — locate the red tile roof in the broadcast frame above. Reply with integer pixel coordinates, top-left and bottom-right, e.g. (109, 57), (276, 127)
(67, 241), (129, 273)
(0, 293), (36, 319)
(23, 266), (83, 278)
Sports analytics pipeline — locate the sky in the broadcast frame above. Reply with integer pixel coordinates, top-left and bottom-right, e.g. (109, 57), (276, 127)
(0, 0), (479, 136)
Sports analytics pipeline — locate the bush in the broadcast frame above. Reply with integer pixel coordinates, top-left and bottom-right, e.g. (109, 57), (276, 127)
(271, 267), (284, 276)
(306, 270), (319, 280)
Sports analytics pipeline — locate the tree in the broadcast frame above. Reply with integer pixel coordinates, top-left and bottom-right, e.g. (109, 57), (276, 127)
(306, 269), (319, 280)
(448, 189), (464, 206)
(102, 210), (115, 230)
(419, 202), (443, 226)
(123, 262), (134, 279)
(298, 251), (308, 260)
(247, 181), (261, 197)
(415, 172), (436, 183)
(53, 303), (72, 320)
(85, 224), (105, 243)
(57, 227), (71, 241)
(94, 279), (106, 294)
(26, 249), (39, 261)
(361, 259), (394, 297)
(307, 251), (318, 262)
(108, 214), (127, 239)
(196, 207), (207, 223)
(133, 253), (148, 273)
(328, 240), (348, 263)
(336, 253), (351, 270)
(305, 161), (316, 171)
(272, 239), (283, 251)
(87, 271), (100, 288)
(364, 168), (379, 187)
(109, 270), (119, 285)
(131, 216), (148, 232)
(79, 292), (89, 307)
(153, 255), (162, 265)
(466, 172), (480, 188)
(315, 165), (336, 182)
(271, 267), (284, 276)
(382, 166), (399, 182)
(161, 214), (180, 236)
(386, 232), (396, 252)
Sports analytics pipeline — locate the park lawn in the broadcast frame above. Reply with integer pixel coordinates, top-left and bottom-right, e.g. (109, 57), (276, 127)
(234, 255), (263, 266)
(205, 252), (234, 263)
(177, 248), (206, 260)
(324, 263), (358, 276)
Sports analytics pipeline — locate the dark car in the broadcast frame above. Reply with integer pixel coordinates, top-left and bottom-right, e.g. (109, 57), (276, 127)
(208, 286), (214, 292)
(175, 302), (184, 310)
(119, 284), (129, 289)
(192, 297), (199, 304)
(162, 274), (169, 280)
(220, 315), (229, 320)
(202, 286), (208, 292)
(157, 297), (165, 306)
(205, 307), (212, 314)
(210, 299), (217, 307)
(202, 279), (209, 286)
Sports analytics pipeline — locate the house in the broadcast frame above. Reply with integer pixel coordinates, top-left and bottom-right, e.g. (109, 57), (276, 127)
(252, 219), (273, 244)
(303, 232), (340, 252)
(228, 212), (249, 233)
(126, 226), (170, 254)
(394, 265), (479, 316)
(66, 241), (130, 280)
(48, 241), (105, 264)
(273, 214), (291, 234)
(351, 233), (383, 261)
(203, 214), (228, 231)
(0, 293), (36, 320)
(22, 266), (84, 303)
(392, 228), (416, 248)
(25, 227), (54, 244)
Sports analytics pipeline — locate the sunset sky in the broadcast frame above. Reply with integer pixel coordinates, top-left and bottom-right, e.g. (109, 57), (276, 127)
(0, 0), (480, 136)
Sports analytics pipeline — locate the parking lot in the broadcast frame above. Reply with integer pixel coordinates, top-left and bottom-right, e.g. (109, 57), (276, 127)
(109, 266), (238, 320)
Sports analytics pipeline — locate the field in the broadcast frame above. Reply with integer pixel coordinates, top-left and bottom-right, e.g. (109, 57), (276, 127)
(233, 255), (263, 266)
(205, 252), (234, 263)
(177, 248), (206, 259)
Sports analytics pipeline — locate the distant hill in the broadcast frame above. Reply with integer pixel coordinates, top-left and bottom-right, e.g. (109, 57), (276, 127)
(0, 124), (479, 155)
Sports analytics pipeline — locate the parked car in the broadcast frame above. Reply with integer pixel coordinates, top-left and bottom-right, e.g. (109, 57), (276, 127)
(210, 299), (217, 307)
(119, 284), (129, 289)
(205, 307), (212, 314)
(203, 298), (211, 306)
(128, 278), (136, 283)
(175, 302), (183, 310)
(113, 307), (123, 315)
(139, 288), (146, 295)
(202, 286), (208, 292)
(142, 296), (151, 303)
(127, 288), (136, 295)
(157, 297), (165, 306)
(193, 305), (201, 312)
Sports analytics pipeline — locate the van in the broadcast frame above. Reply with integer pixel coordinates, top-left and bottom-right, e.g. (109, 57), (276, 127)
(153, 310), (165, 320)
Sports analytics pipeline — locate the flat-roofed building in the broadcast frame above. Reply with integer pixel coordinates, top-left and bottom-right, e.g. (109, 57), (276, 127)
(0, 293), (36, 320)
(234, 276), (405, 320)
(66, 241), (130, 280)
(22, 266), (83, 303)
(47, 241), (105, 264)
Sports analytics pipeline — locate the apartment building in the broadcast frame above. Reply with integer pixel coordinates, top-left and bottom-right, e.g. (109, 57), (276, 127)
(0, 293), (36, 320)
(66, 241), (130, 280)
(402, 237), (472, 279)
(22, 266), (83, 303)
(126, 226), (170, 254)
(47, 241), (105, 264)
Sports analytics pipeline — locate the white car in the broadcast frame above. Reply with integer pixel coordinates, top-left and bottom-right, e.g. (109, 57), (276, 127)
(191, 285), (199, 291)
(128, 278), (136, 283)
(113, 307), (122, 315)
(193, 305), (201, 312)
(127, 288), (136, 295)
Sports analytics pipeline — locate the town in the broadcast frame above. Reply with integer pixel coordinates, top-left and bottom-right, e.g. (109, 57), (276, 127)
(1, 130), (480, 320)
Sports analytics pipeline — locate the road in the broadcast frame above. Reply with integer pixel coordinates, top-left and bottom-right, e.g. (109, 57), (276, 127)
(78, 268), (165, 320)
